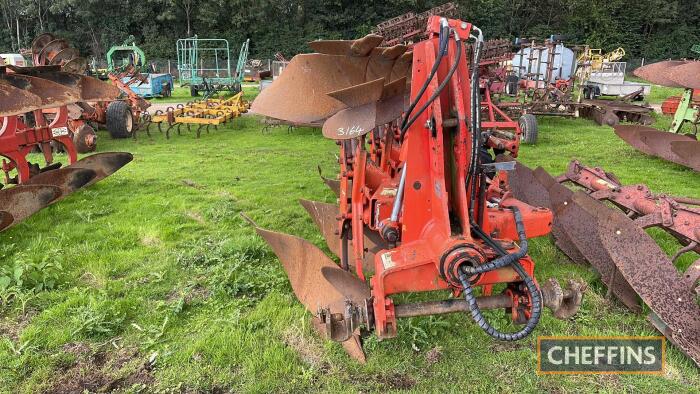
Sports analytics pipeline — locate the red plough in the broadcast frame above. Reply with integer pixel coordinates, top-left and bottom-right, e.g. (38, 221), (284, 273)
(248, 17), (584, 362)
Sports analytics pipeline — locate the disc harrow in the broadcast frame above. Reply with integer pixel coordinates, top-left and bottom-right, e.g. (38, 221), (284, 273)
(248, 17), (584, 362)
(148, 92), (249, 138)
(0, 64), (133, 231)
(510, 161), (699, 366)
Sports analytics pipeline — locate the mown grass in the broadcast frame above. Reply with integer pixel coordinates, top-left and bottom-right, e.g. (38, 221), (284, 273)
(0, 92), (698, 393)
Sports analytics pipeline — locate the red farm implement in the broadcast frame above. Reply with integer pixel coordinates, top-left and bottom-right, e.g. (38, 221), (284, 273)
(248, 16), (584, 362)
(0, 65), (133, 232)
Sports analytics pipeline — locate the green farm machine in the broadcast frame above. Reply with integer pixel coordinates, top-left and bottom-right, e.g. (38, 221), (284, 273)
(176, 36), (249, 98)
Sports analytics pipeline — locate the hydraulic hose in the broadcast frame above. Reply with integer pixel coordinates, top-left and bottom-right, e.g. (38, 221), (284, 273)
(461, 207), (543, 341)
(400, 18), (450, 132)
(400, 30), (463, 140)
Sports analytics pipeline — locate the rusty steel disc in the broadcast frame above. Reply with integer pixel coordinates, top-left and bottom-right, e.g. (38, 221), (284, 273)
(0, 185), (61, 231)
(37, 39), (70, 65)
(572, 192), (700, 366)
(49, 48), (80, 65)
(65, 152), (134, 186)
(632, 60), (687, 88)
(670, 140), (700, 171)
(24, 167), (97, 197)
(667, 61), (700, 90)
(0, 83), (42, 116)
(308, 35), (384, 56)
(31, 33), (55, 57)
(0, 73), (81, 108)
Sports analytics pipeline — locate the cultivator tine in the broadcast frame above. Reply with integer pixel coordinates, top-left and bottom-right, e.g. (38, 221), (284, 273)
(573, 192), (700, 367)
(248, 222), (370, 362)
(65, 152), (134, 185)
(0, 185), (61, 231)
(23, 167), (97, 197)
(0, 73), (81, 109)
(0, 83), (42, 116)
(632, 60), (687, 87)
(670, 140), (700, 171)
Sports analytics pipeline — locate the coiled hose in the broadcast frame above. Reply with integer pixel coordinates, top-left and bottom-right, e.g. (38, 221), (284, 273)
(460, 207), (543, 341)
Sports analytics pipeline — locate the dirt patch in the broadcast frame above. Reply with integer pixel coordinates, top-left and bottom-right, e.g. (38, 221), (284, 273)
(141, 234), (162, 247)
(0, 311), (36, 342)
(490, 341), (525, 352)
(378, 373), (416, 390)
(281, 327), (328, 371)
(166, 284), (211, 305)
(182, 179), (203, 189)
(425, 346), (443, 365)
(186, 211), (206, 224)
(47, 346), (154, 394)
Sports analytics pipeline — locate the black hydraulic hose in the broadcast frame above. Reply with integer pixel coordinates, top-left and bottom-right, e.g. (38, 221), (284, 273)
(400, 32), (463, 141)
(400, 20), (450, 132)
(461, 207), (543, 341)
(466, 39), (483, 222)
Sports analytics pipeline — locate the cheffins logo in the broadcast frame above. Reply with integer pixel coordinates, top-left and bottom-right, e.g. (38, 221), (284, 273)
(537, 336), (665, 374)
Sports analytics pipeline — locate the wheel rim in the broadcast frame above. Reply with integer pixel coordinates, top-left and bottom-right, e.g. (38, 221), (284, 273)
(125, 113), (133, 132)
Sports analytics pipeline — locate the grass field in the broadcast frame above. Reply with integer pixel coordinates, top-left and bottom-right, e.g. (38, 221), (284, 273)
(0, 90), (698, 393)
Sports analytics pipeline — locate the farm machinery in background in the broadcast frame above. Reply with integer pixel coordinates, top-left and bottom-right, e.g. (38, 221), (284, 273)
(614, 59), (700, 171)
(177, 36), (249, 98)
(250, 17), (585, 362)
(372, 2), (458, 45)
(511, 161), (699, 367)
(0, 64), (133, 232)
(31, 34), (151, 147)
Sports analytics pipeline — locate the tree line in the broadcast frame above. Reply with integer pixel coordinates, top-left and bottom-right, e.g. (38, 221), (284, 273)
(2, 0), (698, 63)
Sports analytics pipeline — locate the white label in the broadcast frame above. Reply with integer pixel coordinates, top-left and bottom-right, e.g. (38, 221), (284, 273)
(381, 252), (395, 270)
(51, 127), (69, 137)
(336, 125), (365, 137)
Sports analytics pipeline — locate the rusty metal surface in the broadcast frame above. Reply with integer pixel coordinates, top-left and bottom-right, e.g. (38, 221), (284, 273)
(666, 61), (700, 90)
(510, 163), (588, 265)
(541, 176), (642, 312)
(31, 33), (55, 56)
(7, 67), (120, 102)
(66, 152), (133, 186)
(614, 125), (698, 170)
(573, 192), (700, 367)
(0, 73), (81, 109)
(633, 60), (687, 88)
(309, 35), (384, 56)
(0, 185), (60, 231)
(670, 140), (700, 171)
(252, 36), (410, 125)
(300, 199), (385, 273)
(24, 167), (96, 197)
(0, 211), (12, 231)
(37, 39), (69, 65)
(253, 225), (369, 362)
(0, 83), (42, 116)
(49, 48), (80, 65)
(323, 95), (404, 140)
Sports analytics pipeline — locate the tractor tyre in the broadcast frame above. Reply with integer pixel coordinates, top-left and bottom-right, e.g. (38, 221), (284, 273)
(73, 124), (97, 153)
(519, 114), (538, 144)
(106, 101), (134, 139)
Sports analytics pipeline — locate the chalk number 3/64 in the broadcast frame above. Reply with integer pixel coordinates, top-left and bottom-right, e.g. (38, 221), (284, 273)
(337, 125), (365, 137)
